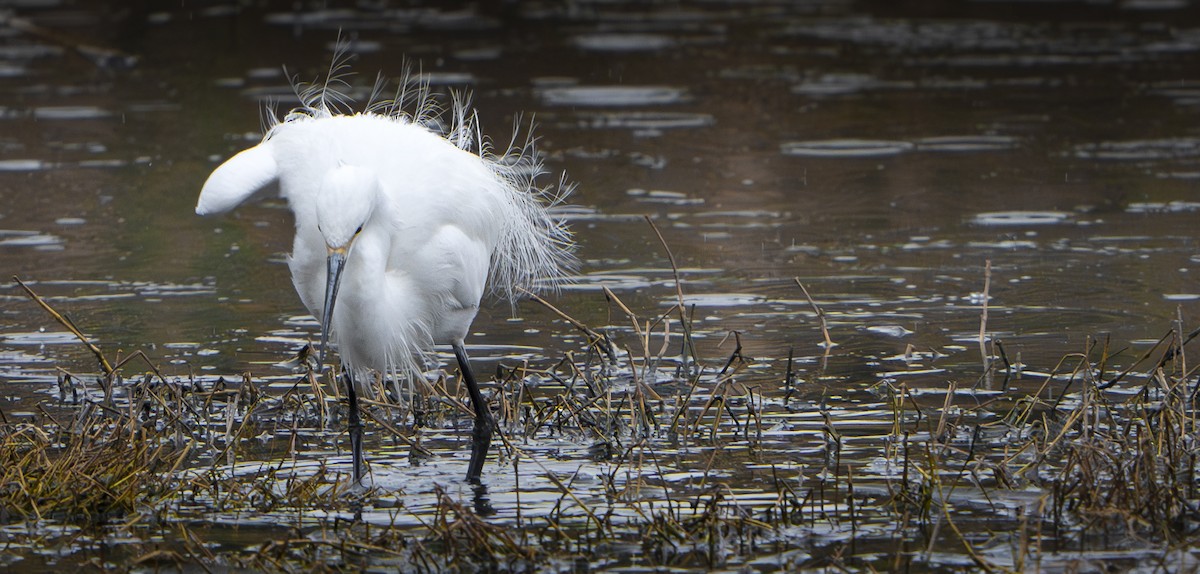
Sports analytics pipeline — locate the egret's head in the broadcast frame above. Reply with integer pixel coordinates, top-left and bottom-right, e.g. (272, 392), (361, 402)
(315, 164), (381, 251)
(315, 164), (382, 369)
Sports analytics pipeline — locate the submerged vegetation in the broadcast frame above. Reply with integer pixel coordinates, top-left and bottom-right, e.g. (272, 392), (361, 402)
(5, 263), (1200, 572)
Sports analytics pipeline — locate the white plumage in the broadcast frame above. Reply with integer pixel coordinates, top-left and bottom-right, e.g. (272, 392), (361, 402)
(196, 63), (574, 484)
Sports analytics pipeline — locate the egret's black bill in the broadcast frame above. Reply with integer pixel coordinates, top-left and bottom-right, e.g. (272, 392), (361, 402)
(319, 249), (347, 368)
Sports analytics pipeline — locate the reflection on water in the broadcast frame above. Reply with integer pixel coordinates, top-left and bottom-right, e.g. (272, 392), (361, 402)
(541, 85), (690, 106)
(4, 0), (1200, 569)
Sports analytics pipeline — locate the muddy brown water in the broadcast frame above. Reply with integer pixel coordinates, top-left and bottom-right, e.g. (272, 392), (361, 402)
(3, 0), (1200, 570)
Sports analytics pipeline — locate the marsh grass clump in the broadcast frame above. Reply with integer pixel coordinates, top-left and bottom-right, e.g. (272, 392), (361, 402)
(1027, 333), (1200, 544)
(868, 328), (1200, 570)
(0, 404), (181, 525)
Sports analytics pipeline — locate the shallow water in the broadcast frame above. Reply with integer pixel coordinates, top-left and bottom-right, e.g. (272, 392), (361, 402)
(4, 0), (1200, 570)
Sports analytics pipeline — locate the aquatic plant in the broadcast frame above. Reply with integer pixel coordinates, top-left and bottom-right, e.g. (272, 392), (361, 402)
(7, 258), (1200, 571)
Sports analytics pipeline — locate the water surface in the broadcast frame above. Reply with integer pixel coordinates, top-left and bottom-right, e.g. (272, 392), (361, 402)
(3, 0), (1200, 570)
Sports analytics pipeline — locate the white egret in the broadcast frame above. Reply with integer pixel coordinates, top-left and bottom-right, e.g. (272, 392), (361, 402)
(196, 64), (574, 484)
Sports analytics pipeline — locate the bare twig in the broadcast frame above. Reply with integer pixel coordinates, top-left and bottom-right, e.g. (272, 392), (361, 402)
(644, 216), (699, 374)
(7, 16), (137, 68)
(13, 276), (113, 376)
(978, 260), (992, 371)
(794, 278), (834, 349)
(520, 287), (615, 361)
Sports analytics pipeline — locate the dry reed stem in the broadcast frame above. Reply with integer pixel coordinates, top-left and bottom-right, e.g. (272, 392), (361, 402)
(978, 260), (992, 371)
(521, 286), (614, 360)
(13, 275), (113, 376)
(794, 278), (834, 350)
(644, 215), (700, 374)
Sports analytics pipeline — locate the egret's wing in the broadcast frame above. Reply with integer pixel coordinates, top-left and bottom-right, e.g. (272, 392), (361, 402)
(196, 144), (279, 215)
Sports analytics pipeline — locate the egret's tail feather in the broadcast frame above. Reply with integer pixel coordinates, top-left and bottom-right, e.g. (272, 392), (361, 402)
(482, 119), (577, 302)
(196, 145), (280, 215)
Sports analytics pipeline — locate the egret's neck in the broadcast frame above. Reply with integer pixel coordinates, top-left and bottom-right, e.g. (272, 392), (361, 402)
(325, 228), (433, 376)
(336, 229), (388, 316)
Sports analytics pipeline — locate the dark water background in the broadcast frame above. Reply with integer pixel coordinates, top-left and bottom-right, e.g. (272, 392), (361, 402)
(4, 0), (1200, 569)
(6, 0), (1200, 391)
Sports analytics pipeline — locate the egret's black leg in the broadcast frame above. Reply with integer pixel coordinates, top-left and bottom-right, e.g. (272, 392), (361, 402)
(344, 371), (365, 484)
(453, 341), (493, 483)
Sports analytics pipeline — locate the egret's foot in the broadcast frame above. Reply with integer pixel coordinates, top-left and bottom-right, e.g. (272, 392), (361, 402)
(465, 415), (494, 483)
(341, 473), (374, 495)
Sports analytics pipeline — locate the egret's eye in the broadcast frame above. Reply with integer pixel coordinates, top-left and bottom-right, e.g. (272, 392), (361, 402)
(355, 225), (363, 235)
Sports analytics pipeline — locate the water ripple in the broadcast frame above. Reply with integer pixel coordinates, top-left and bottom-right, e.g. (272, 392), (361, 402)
(0, 159), (47, 171)
(570, 33), (675, 52)
(1127, 201), (1200, 213)
(915, 135), (1018, 152)
(781, 139), (913, 158)
(972, 211), (1071, 226)
(0, 231), (63, 249)
(1074, 138), (1200, 160)
(2, 331), (90, 346)
(577, 111), (714, 130)
(32, 106), (112, 120)
(540, 86), (688, 107)
(560, 274), (654, 292)
(673, 293), (767, 307)
(792, 73), (904, 96)
(783, 135), (1017, 158)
